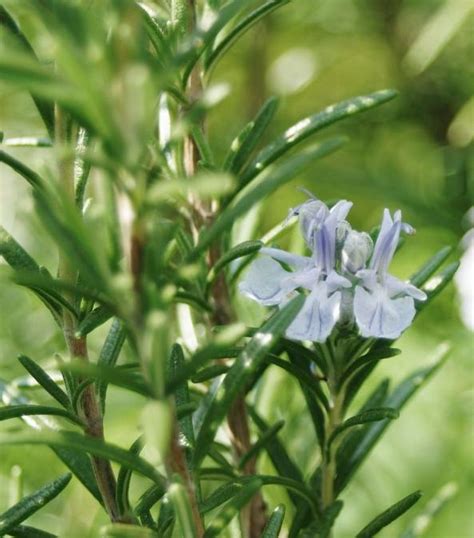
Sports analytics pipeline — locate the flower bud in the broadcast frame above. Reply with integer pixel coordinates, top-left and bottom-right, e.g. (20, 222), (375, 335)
(336, 220), (352, 244)
(342, 230), (373, 273)
(298, 200), (329, 244)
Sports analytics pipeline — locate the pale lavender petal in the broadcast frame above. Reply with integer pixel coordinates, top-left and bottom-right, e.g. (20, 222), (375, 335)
(354, 285), (416, 339)
(239, 257), (291, 306)
(260, 247), (311, 269)
(315, 222), (334, 273)
(298, 200), (329, 247)
(326, 270), (352, 293)
(370, 209), (400, 274)
(370, 209), (393, 268)
(291, 267), (321, 290)
(385, 274), (427, 301)
(329, 200), (353, 221)
(355, 268), (378, 291)
(286, 285), (341, 342)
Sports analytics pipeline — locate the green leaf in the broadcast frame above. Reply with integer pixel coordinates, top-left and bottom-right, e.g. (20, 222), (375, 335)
(193, 139), (345, 256)
(276, 352), (329, 410)
(0, 404), (82, 426)
(299, 500), (343, 538)
(223, 97), (279, 174)
(155, 495), (174, 536)
(76, 305), (113, 337)
(0, 6), (55, 138)
(342, 359), (378, 411)
(207, 240), (262, 285)
(193, 294), (304, 466)
(137, 2), (169, 60)
(285, 348), (327, 448)
(0, 431), (165, 485)
(200, 481), (248, 515)
(174, 290), (213, 312)
(176, 402), (198, 420)
(169, 344), (196, 453)
(0, 473), (71, 535)
(340, 347), (400, 386)
(417, 262), (459, 312)
(261, 504), (286, 537)
(335, 344), (450, 495)
(33, 187), (111, 294)
(3, 524), (56, 537)
(10, 270), (88, 319)
(238, 419), (285, 470)
(168, 479), (198, 538)
(190, 124), (215, 167)
(116, 436), (143, 517)
(240, 89), (397, 184)
(0, 227), (39, 271)
(74, 127), (92, 210)
(400, 482), (458, 538)
(135, 485), (165, 519)
(166, 342), (243, 395)
(356, 491), (422, 537)
(203, 479), (262, 537)
(191, 364), (230, 383)
(336, 379), (391, 467)
(242, 475), (318, 515)
(328, 407), (399, 450)
(99, 524), (157, 537)
(248, 408), (303, 506)
(0, 149), (43, 190)
(409, 246), (453, 288)
(57, 446), (102, 503)
(62, 362), (152, 399)
(0, 377), (101, 503)
(205, 0), (290, 73)
(181, 0), (246, 86)
(17, 355), (70, 409)
(318, 501), (344, 538)
(71, 379), (94, 415)
(96, 318), (126, 413)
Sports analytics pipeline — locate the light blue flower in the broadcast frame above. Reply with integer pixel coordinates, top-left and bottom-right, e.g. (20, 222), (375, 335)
(354, 209), (427, 339)
(239, 199), (352, 342)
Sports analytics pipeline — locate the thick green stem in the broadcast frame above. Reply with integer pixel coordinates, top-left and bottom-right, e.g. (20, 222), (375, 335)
(321, 389), (344, 510)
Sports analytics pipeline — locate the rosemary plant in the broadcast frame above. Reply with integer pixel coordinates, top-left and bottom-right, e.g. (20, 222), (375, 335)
(0, 1), (461, 537)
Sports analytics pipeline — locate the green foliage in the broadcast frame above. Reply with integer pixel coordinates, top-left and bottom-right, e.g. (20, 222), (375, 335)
(0, 0), (465, 536)
(356, 491), (422, 537)
(0, 473), (71, 535)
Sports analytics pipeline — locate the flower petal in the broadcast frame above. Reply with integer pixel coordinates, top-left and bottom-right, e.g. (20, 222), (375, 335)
(239, 257), (292, 305)
(286, 285), (341, 342)
(330, 200), (353, 221)
(354, 285), (416, 339)
(385, 274), (427, 301)
(370, 209), (400, 274)
(326, 270), (352, 293)
(260, 247), (311, 269)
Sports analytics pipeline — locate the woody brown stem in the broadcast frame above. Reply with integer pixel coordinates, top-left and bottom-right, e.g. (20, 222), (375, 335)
(55, 103), (121, 522)
(228, 397), (268, 538)
(63, 325), (120, 521)
(168, 424), (204, 537)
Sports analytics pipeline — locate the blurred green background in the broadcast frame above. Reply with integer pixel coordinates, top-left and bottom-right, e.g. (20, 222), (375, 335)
(1, 0), (473, 536)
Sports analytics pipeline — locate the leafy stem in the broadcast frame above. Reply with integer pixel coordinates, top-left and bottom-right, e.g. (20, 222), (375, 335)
(55, 104), (120, 522)
(321, 381), (345, 512)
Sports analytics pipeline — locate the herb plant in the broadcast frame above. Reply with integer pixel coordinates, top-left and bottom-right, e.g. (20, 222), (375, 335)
(0, 1), (460, 537)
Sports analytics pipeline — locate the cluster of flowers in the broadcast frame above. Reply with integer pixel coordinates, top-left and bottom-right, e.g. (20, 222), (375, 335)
(239, 194), (427, 342)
